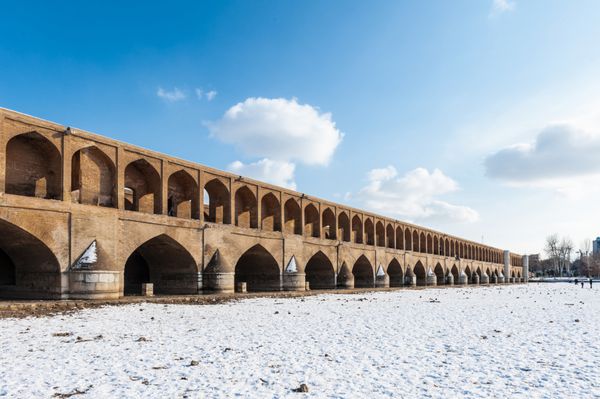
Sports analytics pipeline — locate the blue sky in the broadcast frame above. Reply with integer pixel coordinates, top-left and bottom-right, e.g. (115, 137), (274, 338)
(2, 0), (600, 255)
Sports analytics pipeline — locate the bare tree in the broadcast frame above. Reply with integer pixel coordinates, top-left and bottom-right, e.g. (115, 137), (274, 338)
(544, 234), (574, 276)
(544, 234), (560, 275)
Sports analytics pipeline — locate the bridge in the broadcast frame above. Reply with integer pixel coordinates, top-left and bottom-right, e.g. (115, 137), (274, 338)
(0, 107), (527, 299)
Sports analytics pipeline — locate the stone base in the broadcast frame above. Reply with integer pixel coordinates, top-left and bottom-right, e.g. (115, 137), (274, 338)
(202, 272), (234, 294)
(445, 274), (454, 285)
(283, 273), (306, 291)
(491, 275), (498, 284)
(68, 270), (121, 300)
(471, 275), (480, 285)
(426, 275), (437, 286)
(404, 275), (416, 286)
(375, 274), (390, 288)
(458, 274), (468, 285)
(480, 275), (490, 285)
(497, 276), (505, 284)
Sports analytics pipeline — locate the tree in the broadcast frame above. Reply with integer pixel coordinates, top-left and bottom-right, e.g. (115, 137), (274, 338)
(544, 234), (573, 276)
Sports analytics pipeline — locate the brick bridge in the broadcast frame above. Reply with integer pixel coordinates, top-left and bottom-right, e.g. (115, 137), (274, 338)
(0, 108), (527, 299)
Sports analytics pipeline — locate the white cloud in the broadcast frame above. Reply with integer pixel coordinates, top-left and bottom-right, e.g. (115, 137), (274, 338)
(157, 87), (186, 102)
(206, 97), (343, 166)
(228, 158), (297, 190)
(356, 166), (479, 224)
(491, 0), (515, 15)
(196, 88), (218, 101)
(484, 124), (600, 192)
(206, 90), (217, 101)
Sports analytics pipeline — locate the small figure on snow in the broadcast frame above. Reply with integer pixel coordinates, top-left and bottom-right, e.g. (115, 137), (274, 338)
(575, 278), (579, 285)
(581, 280), (584, 288)
(589, 278), (593, 288)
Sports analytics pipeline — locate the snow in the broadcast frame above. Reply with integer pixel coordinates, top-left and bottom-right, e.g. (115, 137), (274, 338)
(285, 256), (298, 273)
(72, 241), (97, 269)
(1, 284), (600, 398)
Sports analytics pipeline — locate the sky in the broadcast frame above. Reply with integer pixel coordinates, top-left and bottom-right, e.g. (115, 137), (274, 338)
(1, 0), (600, 255)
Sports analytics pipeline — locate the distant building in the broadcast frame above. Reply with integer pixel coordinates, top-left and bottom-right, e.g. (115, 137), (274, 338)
(593, 237), (600, 254)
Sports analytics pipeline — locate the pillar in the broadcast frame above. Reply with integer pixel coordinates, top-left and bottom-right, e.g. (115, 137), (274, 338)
(472, 274), (480, 285)
(202, 250), (234, 293)
(522, 255), (529, 283)
(480, 272), (489, 285)
(458, 271), (468, 285)
(405, 274), (416, 286)
(426, 269), (437, 286)
(282, 257), (306, 291)
(375, 264), (389, 288)
(337, 262), (354, 289)
(446, 273), (454, 285)
(491, 274), (498, 284)
(497, 272), (505, 284)
(503, 250), (510, 283)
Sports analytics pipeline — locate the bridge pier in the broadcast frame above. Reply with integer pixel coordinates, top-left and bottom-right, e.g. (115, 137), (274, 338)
(471, 274), (480, 285)
(491, 274), (498, 284)
(426, 273), (437, 286)
(445, 273), (454, 285)
(480, 273), (489, 285)
(283, 272), (306, 291)
(336, 263), (354, 289)
(202, 251), (235, 294)
(458, 272), (468, 285)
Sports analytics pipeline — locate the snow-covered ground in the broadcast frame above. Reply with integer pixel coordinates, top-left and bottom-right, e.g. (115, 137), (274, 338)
(1, 284), (599, 398)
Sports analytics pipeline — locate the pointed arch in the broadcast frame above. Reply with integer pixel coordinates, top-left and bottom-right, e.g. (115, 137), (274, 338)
(235, 186), (258, 229)
(124, 234), (198, 295)
(414, 261), (426, 286)
(0, 219), (61, 298)
(337, 212), (350, 242)
(234, 244), (280, 292)
(305, 251), (335, 289)
(375, 221), (385, 247)
(124, 159), (161, 214)
(388, 258), (403, 287)
(434, 263), (444, 285)
(284, 198), (302, 235)
(6, 132), (62, 200)
(352, 255), (374, 288)
(433, 235), (439, 255)
(396, 226), (404, 250)
(71, 146), (116, 207)
(412, 231), (419, 252)
(204, 178), (231, 224)
(386, 224), (395, 249)
(304, 204), (320, 238)
(451, 264), (459, 282)
(445, 239), (450, 257)
(168, 170), (199, 219)
(261, 192), (281, 231)
(420, 232), (427, 253)
(365, 218), (375, 245)
(322, 208), (336, 240)
(352, 215), (363, 244)
(426, 234), (433, 254)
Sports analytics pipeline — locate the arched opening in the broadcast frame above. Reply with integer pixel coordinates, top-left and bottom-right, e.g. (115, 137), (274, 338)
(284, 198), (301, 235)
(388, 259), (403, 287)
(445, 239), (450, 257)
(474, 267), (482, 283)
(235, 186), (258, 229)
(420, 233), (427, 253)
(405, 229), (412, 251)
(261, 193), (281, 231)
(412, 231), (419, 252)
(124, 159), (161, 214)
(464, 266), (472, 282)
(71, 146), (115, 207)
(6, 132), (62, 200)
(234, 244), (280, 292)
(124, 235), (198, 295)
(365, 219), (375, 245)
(168, 170), (199, 219)
(434, 263), (444, 285)
(386, 224), (395, 249)
(352, 215), (363, 244)
(396, 227), (404, 250)
(0, 219), (62, 298)
(305, 251), (335, 289)
(338, 212), (350, 242)
(322, 208), (336, 240)
(375, 221), (385, 247)
(304, 204), (320, 238)
(204, 179), (231, 224)
(427, 234), (433, 254)
(451, 264), (459, 282)
(414, 261), (427, 286)
(433, 236), (439, 255)
(352, 255), (374, 288)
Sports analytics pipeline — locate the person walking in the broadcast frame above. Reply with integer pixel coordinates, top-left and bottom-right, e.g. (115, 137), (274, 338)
(581, 280), (584, 288)
(590, 278), (593, 288)
(575, 278), (579, 286)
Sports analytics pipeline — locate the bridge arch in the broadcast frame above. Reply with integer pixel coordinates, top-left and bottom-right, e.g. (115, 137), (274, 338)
(305, 251), (335, 290)
(6, 131), (62, 200)
(365, 219), (375, 245)
(71, 146), (116, 207)
(0, 219), (62, 298)
(412, 231), (419, 251)
(376, 221), (385, 247)
(451, 264), (459, 282)
(123, 234), (198, 295)
(386, 224), (395, 249)
(388, 258), (403, 287)
(168, 170), (199, 219)
(353, 255), (374, 288)
(260, 192), (281, 232)
(434, 263), (444, 285)
(234, 244), (280, 292)
(304, 204), (320, 238)
(322, 208), (336, 240)
(351, 215), (363, 244)
(419, 232), (426, 253)
(338, 211), (350, 242)
(414, 261), (426, 286)
(235, 186), (258, 229)
(204, 178), (231, 224)
(284, 198), (302, 235)
(124, 159), (161, 214)
(396, 226), (404, 250)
